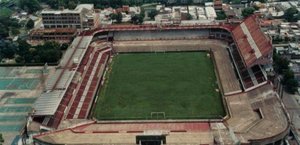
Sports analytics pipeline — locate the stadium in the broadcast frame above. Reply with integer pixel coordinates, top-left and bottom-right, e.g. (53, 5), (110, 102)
(31, 15), (289, 145)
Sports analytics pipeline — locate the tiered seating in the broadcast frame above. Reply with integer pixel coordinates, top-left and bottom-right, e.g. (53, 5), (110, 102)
(66, 50), (101, 119)
(78, 51), (110, 118)
(48, 82), (77, 128)
(78, 46), (94, 73)
(66, 47), (111, 119)
(113, 30), (210, 41)
(251, 65), (266, 84)
(230, 44), (268, 91)
(47, 45), (94, 128)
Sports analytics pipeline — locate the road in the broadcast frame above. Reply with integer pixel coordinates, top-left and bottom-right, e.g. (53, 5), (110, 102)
(282, 91), (300, 136)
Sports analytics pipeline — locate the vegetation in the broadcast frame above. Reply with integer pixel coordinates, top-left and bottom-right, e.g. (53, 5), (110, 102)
(216, 10), (227, 20)
(273, 52), (298, 94)
(284, 7), (300, 22)
(131, 14), (144, 24)
(0, 39), (18, 60)
(186, 13), (193, 20)
(242, 7), (255, 18)
(15, 40), (63, 64)
(0, 14), (20, 38)
(60, 43), (69, 50)
(93, 52), (225, 120)
(0, 39), (63, 64)
(110, 12), (123, 23)
(148, 9), (158, 20)
(272, 35), (296, 44)
(26, 19), (35, 29)
(0, 7), (12, 18)
(231, 0), (241, 4)
(19, 0), (41, 14)
(0, 133), (4, 144)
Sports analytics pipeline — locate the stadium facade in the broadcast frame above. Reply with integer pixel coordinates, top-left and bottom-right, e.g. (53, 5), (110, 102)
(30, 15), (289, 145)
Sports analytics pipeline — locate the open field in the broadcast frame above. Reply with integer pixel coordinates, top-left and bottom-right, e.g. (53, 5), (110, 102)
(93, 52), (225, 120)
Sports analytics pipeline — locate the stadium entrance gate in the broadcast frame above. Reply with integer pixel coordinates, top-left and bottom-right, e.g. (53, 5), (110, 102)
(136, 135), (166, 145)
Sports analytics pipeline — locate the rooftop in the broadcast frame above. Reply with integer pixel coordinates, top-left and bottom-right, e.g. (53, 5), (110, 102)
(232, 15), (272, 67)
(42, 4), (94, 14)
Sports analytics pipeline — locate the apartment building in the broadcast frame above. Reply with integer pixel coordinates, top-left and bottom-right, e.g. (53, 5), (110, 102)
(41, 4), (98, 29)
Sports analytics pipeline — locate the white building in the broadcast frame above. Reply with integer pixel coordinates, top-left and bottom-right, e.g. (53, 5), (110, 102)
(41, 4), (97, 29)
(205, 7), (217, 20)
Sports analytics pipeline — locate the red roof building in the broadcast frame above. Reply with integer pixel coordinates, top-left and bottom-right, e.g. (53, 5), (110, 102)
(214, 0), (223, 10)
(232, 15), (272, 68)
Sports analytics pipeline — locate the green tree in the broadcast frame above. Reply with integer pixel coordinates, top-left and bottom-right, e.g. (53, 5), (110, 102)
(273, 52), (289, 74)
(37, 41), (62, 63)
(0, 133), (4, 144)
(110, 12), (123, 23)
(26, 19), (35, 29)
(0, 24), (9, 38)
(216, 10), (227, 20)
(148, 9), (158, 20)
(131, 14), (144, 24)
(187, 13), (193, 20)
(231, 0), (241, 4)
(60, 43), (69, 50)
(67, 0), (77, 9)
(19, 0), (41, 14)
(116, 12), (123, 23)
(242, 7), (255, 18)
(284, 7), (299, 22)
(0, 39), (17, 59)
(283, 69), (298, 94)
(258, 0), (266, 3)
(11, 27), (20, 36)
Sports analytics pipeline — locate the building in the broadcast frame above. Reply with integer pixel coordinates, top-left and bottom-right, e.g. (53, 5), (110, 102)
(41, 4), (98, 29)
(28, 28), (77, 45)
(205, 6), (217, 20)
(213, 0), (223, 10)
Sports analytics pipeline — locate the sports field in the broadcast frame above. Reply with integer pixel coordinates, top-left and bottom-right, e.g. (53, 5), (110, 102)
(93, 52), (225, 120)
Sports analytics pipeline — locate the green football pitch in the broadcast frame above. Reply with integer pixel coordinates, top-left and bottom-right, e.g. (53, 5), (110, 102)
(93, 52), (225, 120)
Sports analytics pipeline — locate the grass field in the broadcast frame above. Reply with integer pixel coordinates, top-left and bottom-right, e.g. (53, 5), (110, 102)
(93, 52), (225, 120)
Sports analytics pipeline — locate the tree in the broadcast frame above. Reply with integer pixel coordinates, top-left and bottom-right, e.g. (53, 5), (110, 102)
(37, 41), (62, 63)
(148, 9), (158, 20)
(0, 133), (4, 144)
(0, 24), (9, 38)
(283, 69), (298, 94)
(273, 52), (289, 74)
(0, 39), (17, 59)
(186, 13), (193, 20)
(26, 19), (34, 29)
(284, 7), (299, 22)
(11, 27), (20, 36)
(131, 14), (144, 24)
(60, 43), (69, 50)
(231, 0), (241, 4)
(116, 12), (123, 23)
(216, 10), (227, 20)
(67, 0), (78, 9)
(19, 0), (41, 14)
(110, 12), (123, 23)
(242, 7), (255, 18)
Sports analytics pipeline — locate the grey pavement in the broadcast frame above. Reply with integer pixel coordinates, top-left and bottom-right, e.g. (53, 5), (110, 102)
(282, 91), (300, 135)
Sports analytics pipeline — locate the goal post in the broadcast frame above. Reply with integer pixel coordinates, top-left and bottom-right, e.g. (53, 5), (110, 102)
(151, 112), (166, 119)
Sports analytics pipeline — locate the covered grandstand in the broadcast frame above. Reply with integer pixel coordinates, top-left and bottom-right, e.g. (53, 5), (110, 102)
(31, 15), (289, 145)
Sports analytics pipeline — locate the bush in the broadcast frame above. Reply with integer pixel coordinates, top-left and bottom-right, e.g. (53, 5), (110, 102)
(26, 19), (34, 29)
(242, 7), (255, 18)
